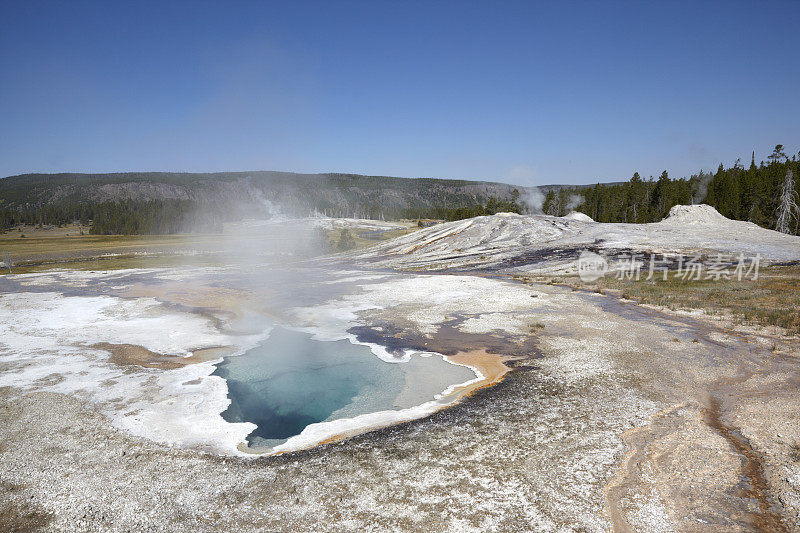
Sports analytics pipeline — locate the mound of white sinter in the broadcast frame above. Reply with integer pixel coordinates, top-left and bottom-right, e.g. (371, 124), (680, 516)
(562, 211), (594, 222)
(352, 205), (800, 272)
(660, 204), (729, 225)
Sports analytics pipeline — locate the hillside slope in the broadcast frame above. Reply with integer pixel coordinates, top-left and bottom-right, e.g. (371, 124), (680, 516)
(0, 171), (531, 219)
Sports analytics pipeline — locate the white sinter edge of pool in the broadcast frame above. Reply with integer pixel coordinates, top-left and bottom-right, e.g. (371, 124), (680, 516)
(0, 290), (265, 457)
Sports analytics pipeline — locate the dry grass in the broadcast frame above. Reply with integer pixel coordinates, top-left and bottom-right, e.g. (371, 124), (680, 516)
(559, 265), (800, 335)
(323, 225), (417, 252)
(0, 222), (418, 274)
(0, 230), (220, 269)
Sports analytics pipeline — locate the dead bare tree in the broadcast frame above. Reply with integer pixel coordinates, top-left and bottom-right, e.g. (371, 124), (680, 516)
(775, 169), (799, 234)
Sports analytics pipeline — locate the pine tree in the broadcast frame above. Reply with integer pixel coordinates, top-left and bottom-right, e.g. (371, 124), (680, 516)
(336, 229), (356, 251)
(768, 144), (788, 165)
(543, 190), (559, 216)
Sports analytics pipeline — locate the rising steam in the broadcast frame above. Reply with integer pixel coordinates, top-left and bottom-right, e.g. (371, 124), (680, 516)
(521, 187), (545, 214)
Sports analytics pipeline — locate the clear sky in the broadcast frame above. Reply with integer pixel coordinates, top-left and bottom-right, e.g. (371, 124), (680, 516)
(1, 1), (798, 185)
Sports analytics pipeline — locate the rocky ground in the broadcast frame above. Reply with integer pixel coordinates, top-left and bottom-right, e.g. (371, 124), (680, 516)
(1, 278), (799, 531)
(347, 205), (800, 274)
(2, 207), (800, 532)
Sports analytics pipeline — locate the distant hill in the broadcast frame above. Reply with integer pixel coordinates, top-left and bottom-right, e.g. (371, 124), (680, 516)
(537, 182), (626, 193)
(0, 171), (538, 220)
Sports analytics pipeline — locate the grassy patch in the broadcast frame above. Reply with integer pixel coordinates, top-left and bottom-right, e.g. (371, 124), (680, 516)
(322, 225), (417, 252)
(0, 221), (419, 274)
(540, 265), (800, 335)
(0, 232), (217, 263)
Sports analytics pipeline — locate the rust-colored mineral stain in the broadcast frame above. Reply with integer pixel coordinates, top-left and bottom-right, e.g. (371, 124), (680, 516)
(93, 343), (232, 370)
(445, 349), (514, 393)
(702, 396), (788, 533)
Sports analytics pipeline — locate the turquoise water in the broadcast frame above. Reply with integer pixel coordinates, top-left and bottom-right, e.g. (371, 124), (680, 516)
(213, 325), (475, 449)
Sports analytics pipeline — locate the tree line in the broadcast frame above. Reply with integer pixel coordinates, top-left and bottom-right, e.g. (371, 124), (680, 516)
(1, 146), (798, 234)
(89, 200), (223, 234)
(399, 195), (523, 221)
(547, 145), (800, 234)
(0, 201), (95, 229)
(0, 199), (222, 235)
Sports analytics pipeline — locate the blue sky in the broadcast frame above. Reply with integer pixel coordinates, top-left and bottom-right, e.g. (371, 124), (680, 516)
(1, 1), (798, 185)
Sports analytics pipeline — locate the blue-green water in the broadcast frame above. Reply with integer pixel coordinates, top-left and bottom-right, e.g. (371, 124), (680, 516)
(213, 326), (405, 448)
(213, 325), (476, 450)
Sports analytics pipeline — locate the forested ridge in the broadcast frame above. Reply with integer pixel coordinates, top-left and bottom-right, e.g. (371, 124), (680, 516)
(542, 145), (800, 234)
(1, 146), (798, 234)
(390, 145), (800, 232)
(0, 171), (524, 234)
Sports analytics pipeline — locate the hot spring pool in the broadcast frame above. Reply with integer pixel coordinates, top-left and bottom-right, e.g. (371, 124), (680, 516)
(212, 325), (477, 451)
